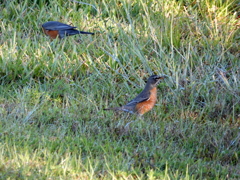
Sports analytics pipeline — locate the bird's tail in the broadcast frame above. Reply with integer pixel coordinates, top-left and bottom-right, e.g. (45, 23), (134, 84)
(104, 107), (135, 114)
(78, 31), (94, 35)
(65, 30), (94, 36)
(103, 107), (122, 111)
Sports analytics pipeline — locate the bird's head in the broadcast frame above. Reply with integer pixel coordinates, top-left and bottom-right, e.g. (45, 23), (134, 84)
(147, 74), (167, 87)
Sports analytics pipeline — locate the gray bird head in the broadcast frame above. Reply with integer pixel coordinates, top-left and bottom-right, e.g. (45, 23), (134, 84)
(147, 74), (167, 87)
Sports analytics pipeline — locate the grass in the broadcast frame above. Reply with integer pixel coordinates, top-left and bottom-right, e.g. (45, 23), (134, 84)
(0, 0), (239, 179)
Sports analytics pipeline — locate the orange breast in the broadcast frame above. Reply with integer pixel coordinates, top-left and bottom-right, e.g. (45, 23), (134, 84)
(43, 28), (59, 39)
(135, 87), (157, 115)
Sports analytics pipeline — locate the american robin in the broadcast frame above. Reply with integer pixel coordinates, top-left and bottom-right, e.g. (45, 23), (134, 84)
(104, 75), (167, 115)
(42, 21), (94, 39)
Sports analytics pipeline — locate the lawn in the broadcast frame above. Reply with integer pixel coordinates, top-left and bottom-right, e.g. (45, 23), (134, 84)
(0, 0), (239, 179)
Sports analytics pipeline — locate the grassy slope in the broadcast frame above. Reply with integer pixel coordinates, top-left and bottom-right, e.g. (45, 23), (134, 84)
(0, 0), (239, 179)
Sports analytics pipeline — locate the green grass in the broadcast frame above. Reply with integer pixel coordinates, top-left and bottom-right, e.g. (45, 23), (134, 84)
(0, 0), (239, 179)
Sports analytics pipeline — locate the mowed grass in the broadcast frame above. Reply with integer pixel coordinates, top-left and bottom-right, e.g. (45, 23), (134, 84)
(0, 0), (239, 179)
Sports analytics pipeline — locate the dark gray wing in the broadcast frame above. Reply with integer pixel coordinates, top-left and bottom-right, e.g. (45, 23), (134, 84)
(125, 91), (150, 106)
(42, 21), (76, 30)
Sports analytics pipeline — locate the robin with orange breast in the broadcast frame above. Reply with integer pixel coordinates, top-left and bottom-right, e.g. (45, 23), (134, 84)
(104, 75), (167, 116)
(42, 21), (94, 39)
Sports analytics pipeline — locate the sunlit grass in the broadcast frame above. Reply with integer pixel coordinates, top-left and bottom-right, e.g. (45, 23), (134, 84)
(0, 0), (239, 179)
